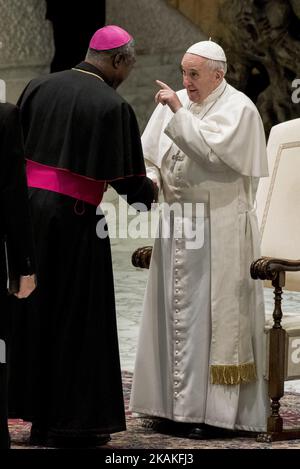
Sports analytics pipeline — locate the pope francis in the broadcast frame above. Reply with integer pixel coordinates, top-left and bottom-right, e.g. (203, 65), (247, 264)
(130, 40), (269, 438)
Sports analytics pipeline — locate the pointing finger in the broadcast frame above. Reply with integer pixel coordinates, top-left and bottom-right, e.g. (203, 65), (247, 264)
(156, 80), (172, 91)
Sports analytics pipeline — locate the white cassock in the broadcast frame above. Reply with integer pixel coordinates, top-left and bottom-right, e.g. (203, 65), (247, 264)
(130, 79), (270, 431)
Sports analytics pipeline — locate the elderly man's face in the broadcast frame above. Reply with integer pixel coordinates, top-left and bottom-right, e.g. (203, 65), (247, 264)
(181, 53), (223, 103)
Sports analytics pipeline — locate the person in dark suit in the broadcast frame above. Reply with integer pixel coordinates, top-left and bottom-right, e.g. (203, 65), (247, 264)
(45, 0), (106, 72)
(0, 102), (36, 449)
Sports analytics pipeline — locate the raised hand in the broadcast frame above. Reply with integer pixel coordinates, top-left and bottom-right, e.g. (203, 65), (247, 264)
(155, 80), (183, 113)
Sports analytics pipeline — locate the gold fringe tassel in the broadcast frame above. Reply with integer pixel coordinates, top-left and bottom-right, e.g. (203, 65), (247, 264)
(210, 362), (257, 385)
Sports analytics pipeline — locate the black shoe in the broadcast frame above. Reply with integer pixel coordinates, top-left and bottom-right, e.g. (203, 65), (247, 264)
(187, 427), (208, 439)
(187, 425), (239, 440)
(142, 418), (199, 438)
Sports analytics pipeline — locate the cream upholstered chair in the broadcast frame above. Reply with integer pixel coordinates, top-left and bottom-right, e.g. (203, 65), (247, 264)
(251, 118), (300, 442)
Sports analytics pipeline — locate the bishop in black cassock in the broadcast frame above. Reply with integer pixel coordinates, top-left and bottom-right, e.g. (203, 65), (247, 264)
(9, 26), (156, 446)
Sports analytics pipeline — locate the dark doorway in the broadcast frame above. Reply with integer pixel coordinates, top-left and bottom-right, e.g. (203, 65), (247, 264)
(244, 62), (270, 104)
(45, 0), (106, 72)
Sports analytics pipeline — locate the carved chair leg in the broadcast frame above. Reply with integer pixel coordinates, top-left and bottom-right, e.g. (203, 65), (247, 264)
(267, 327), (285, 433)
(257, 273), (286, 442)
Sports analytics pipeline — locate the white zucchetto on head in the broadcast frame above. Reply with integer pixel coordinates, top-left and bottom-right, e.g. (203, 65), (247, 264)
(186, 40), (227, 62)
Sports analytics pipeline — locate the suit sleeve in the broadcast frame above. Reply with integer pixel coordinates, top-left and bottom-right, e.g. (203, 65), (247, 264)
(0, 105), (35, 278)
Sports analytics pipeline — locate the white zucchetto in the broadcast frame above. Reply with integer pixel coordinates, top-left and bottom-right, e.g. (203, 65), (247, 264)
(186, 40), (227, 62)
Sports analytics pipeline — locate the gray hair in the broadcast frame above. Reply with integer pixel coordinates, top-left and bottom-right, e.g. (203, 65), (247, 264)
(206, 58), (227, 75)
(86, 39), (135, 64)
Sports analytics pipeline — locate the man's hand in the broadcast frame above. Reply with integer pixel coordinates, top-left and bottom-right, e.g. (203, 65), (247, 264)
(155, 80), (183, 113)
(14, 274), (36, 299)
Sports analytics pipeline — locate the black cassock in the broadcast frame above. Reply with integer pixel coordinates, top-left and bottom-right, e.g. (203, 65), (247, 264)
(9, 63), (155, 437)
(0, 103), (34, 448)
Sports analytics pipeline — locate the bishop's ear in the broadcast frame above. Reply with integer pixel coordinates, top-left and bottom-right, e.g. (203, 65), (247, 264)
(112, 53), (124, 69)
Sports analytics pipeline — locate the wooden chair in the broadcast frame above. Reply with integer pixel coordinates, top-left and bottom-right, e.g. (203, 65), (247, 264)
(251, 118), (300, 442)
(132, 119), (300, 442)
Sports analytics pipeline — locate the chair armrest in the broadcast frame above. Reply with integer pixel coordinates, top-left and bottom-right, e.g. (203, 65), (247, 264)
(251, 256), (300, 281)
(131, 246), (153, 269)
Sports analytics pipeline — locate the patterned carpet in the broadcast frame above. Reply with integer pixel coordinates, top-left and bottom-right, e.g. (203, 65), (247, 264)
(9, 371), (300, 449)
